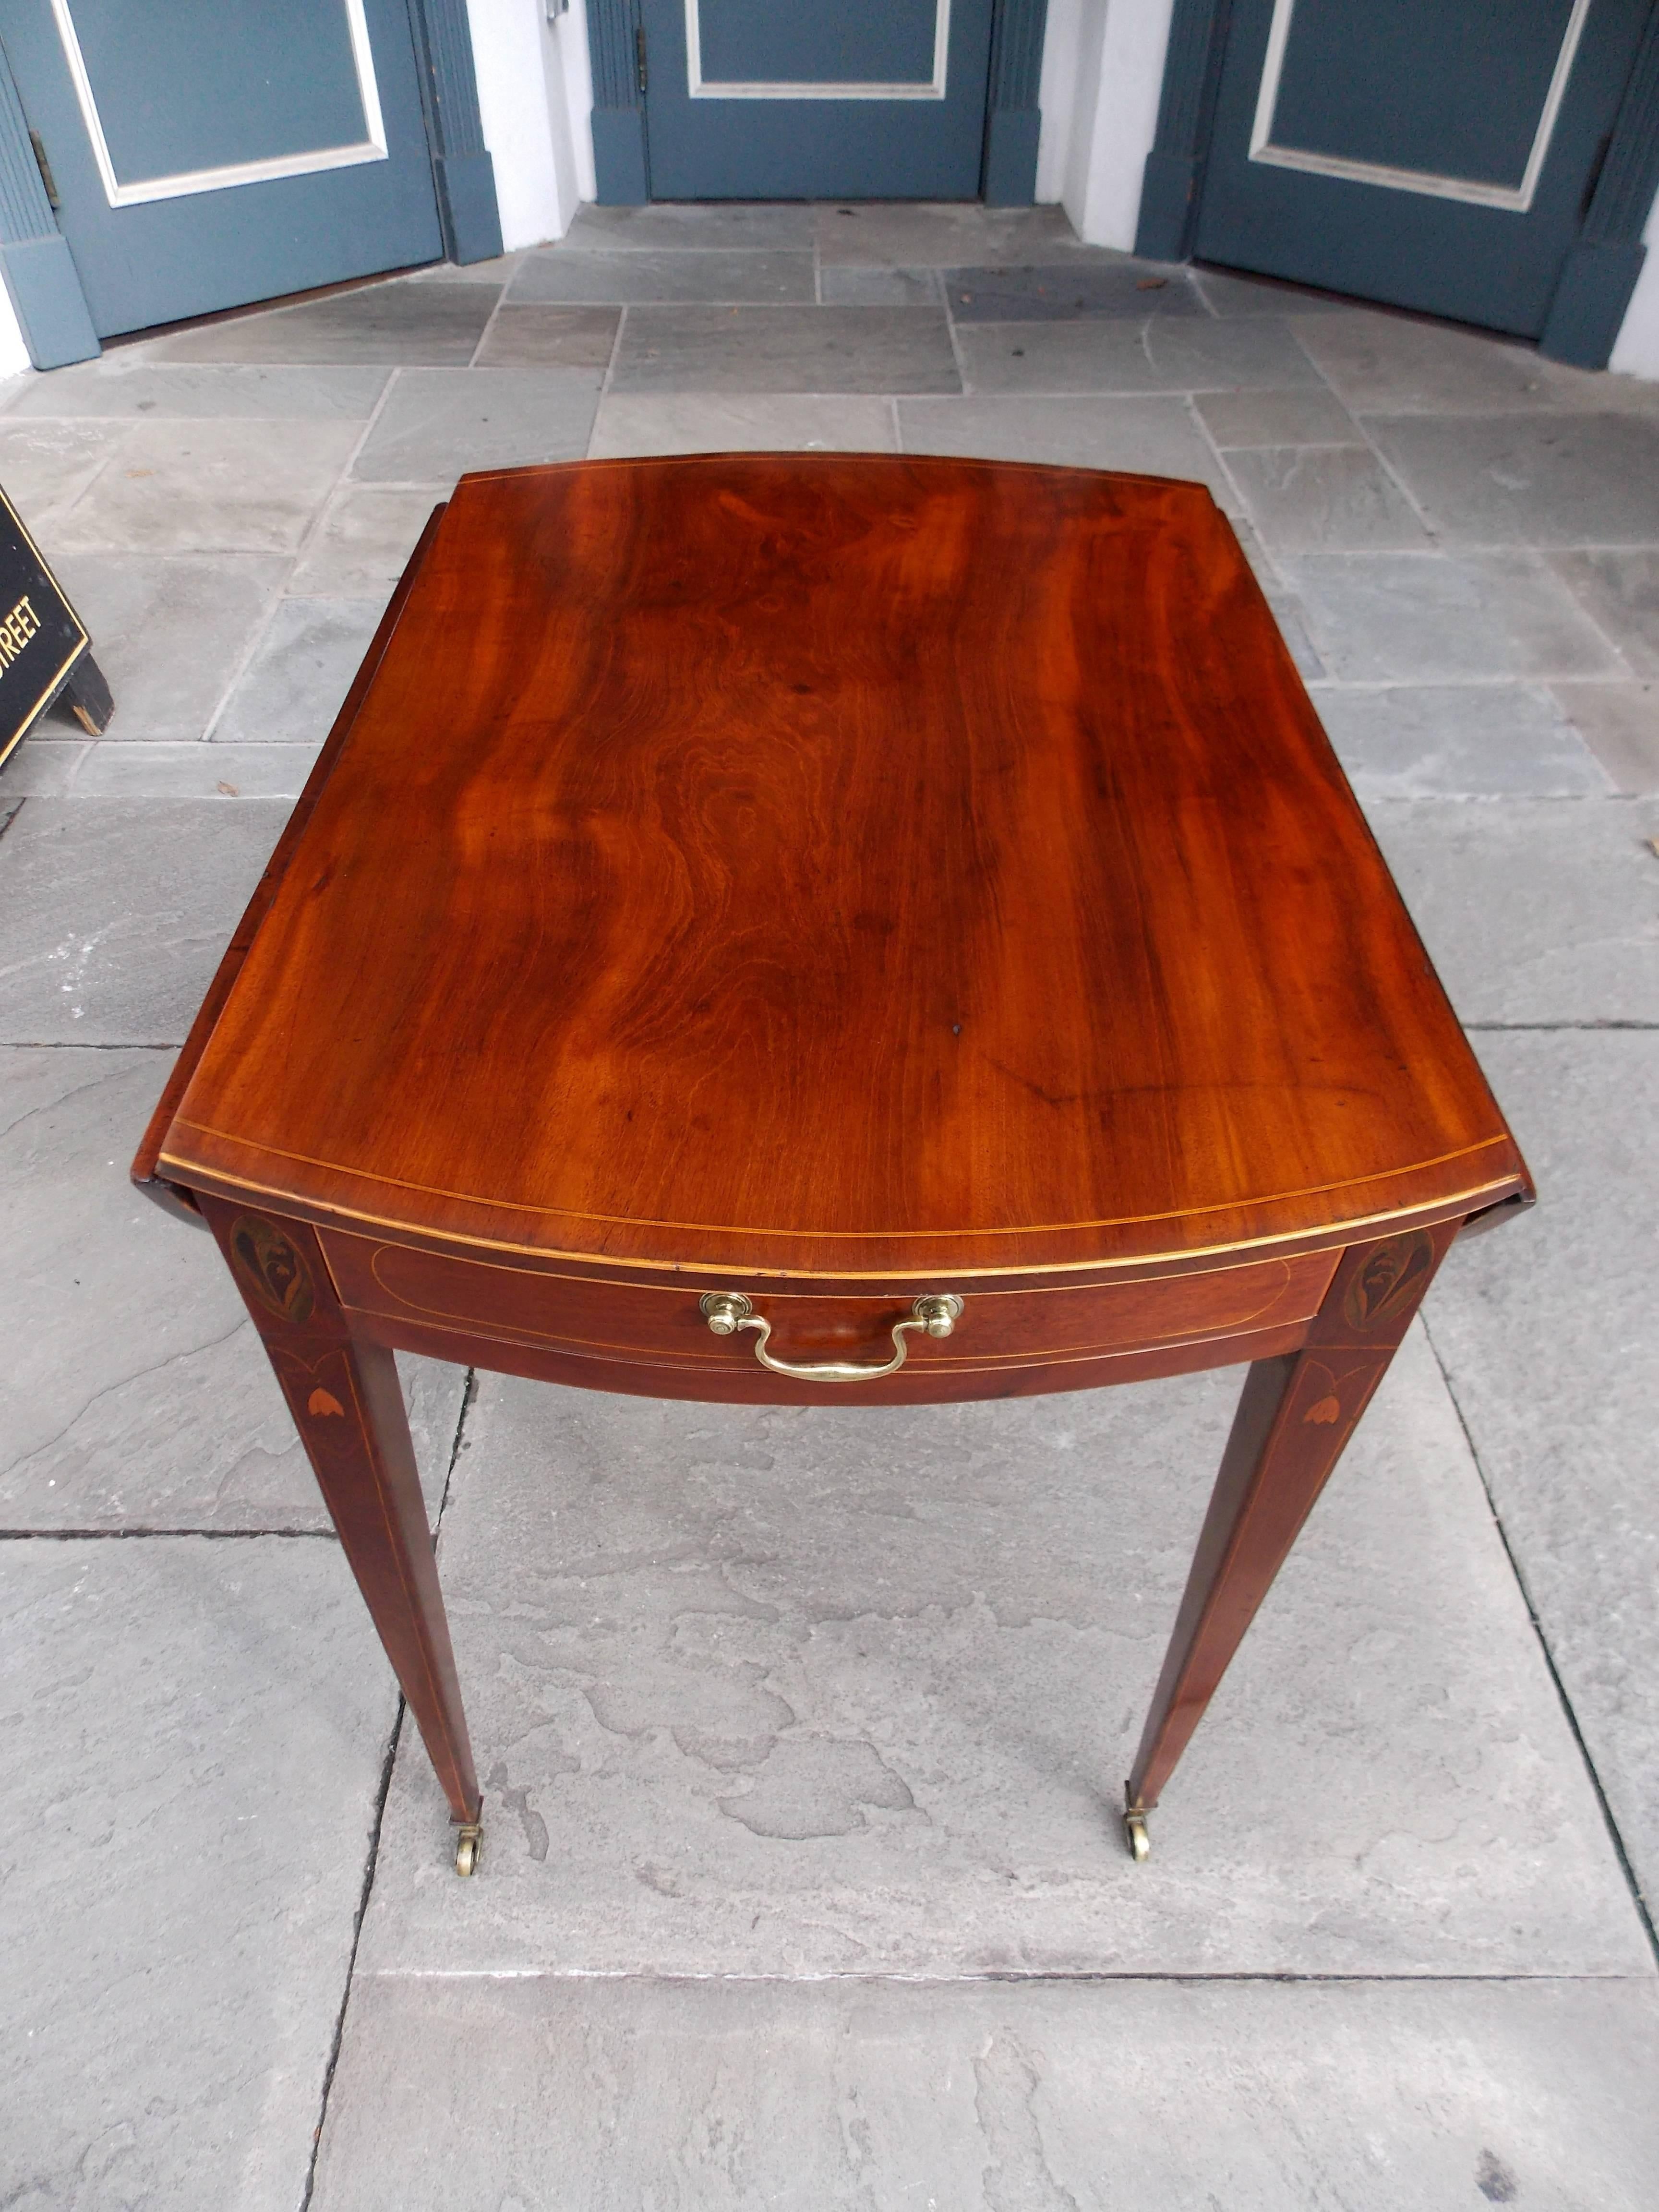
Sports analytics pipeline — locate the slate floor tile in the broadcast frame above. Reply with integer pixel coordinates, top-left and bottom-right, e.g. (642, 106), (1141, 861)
(213, 597), (385, 744)
(312, 1977), (1659, 2212)
(942, 263), (1202, 320)
(7, 359), (392, 419)
(1314, 683), (1610, 797)
(0, 1046), (465, 1528)
(957, 315), (1323, 394)
(1194, 385), (1364, 446)
(611, 306), (961, 394)
(0, 419), (127, 520)
(814, 200), (1087, 266)
(1550, 680), (1659, 792)
(472, 304), (619, 368)
(357, 1330), (1645, 1980)
(1365, 798), (1659, 1022)
(287, 485), (443, 597)
(819, 264), (942, 306)
(897, 394), (1236, 505)
(1190, 266), (1350, 316)
(157, 280), (498, 366)
(47, 417), (360, 553)
(1291, 308), (1659, 415)
(0, 796), (287, 1043)
(588, 393), (897, 458)
(0, 1535), (397, 2207)
(1367, 411), (1659, 546)
(1281, 551), (1625, 681)
(510, 249), (815, 304)
(1548, 547), (1659, 675)
(567, 202), (815, 251)
(1226, 444), (1431, 551)
(72, 741), (322, 799)
(46, 551), (286, 739)
(1429, 1032), (1659, 1911)
(350, 367), (601, 480)
(0, 738), (88, 794)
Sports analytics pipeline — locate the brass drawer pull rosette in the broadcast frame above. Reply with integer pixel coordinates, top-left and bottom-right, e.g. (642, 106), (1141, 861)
(700, 1292), (964, 1382)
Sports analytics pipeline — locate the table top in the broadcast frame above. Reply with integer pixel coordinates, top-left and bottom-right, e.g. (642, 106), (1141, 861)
(149, 454), (1527, 1281)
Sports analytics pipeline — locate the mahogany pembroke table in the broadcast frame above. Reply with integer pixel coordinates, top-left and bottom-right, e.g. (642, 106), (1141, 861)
(132, 455), (1532, 1876)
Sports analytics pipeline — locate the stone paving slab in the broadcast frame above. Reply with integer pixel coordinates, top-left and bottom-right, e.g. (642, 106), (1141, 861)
(1193, 383), (1362, 445)
(4, 359), (392, 419)
(72, 742), (323, 799)
(351, 366), (601, 480)
(941, 263), (1206, 320)
(589, 394), (898, 458)
(474, 304), (620, 369)
(0, 1535), (398, 2210)
(0, 797), (286, 1043)
(819, 264), (943, 306)
(46, 551), (286, 740)
(287, 485), (444, 598)
(1283, 552), (1624, 682)
(1314, 683), (1610, 797)
(1428, 1033), (1659, 1917)
(1549, 548), (1659, 676)
(567, 203), (816, 252)
(813, 201), (1090, 266)
(1226, 444), (1431, 551)
(1368, 412), (1659, 547)
(1551, 680), (1659, 793)
(158, 280), (497, 365)
(0, 1046), (465, 1530)
(957, 314), (1324, 395)
(1366, 797), (1659, 1022)
(311, 1974), (1659, 2211)
(511, 248), (816, 305)
(896, 394), (1237, 506)
(213, 597), (385, 744)
(47, 417), (360, 554)
(1289, 308), (1659, 415)
(611, 306), (962, 395)
(357, 1328), (1646, 1980)
(0, 419), (128, 523)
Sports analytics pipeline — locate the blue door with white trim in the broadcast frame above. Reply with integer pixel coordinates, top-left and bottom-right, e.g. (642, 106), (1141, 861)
(638, 0), (997, 198)
(1194, 0), (1653, 336)
(0, 0), (443, 337)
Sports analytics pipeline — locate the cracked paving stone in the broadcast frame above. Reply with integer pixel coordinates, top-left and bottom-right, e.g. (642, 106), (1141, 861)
(354, 1342), (1646, 1979)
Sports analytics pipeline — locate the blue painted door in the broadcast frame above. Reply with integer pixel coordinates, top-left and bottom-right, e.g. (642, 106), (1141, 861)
(639, 0), (997, 198)
(0, 0), (442, 337)
(1195, 0), (1652, 335)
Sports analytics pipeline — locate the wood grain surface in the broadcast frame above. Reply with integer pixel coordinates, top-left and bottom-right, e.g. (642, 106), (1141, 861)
(150, 455), (1527, 1277)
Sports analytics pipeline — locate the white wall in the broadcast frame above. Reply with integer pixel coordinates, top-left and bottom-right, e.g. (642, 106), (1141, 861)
(465, 0), (593, 247)
(1610, 193), (1659, 380)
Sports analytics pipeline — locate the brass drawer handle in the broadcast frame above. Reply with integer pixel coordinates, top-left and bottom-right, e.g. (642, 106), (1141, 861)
(699, 1292), (963, 1382)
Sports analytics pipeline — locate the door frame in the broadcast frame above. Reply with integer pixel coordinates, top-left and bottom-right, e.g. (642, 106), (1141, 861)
(1133, 0), (1659, 367)
(0, 0), (503, 370)
(587, 0), (1050, 207)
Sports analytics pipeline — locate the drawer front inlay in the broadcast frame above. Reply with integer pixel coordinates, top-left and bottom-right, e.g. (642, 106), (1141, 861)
(321, 1232), (1338, 1375)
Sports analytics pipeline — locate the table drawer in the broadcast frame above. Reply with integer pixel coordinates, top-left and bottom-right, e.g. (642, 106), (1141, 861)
(322, 1231), (1336, 1382)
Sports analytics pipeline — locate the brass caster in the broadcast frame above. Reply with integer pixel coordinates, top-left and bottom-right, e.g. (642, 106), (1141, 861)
(454, 1821), (483, 1877)
(1123, 1803), (1151, 1863)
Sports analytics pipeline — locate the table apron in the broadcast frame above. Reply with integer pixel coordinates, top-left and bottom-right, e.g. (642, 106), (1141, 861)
(318, 1228), (1336, 1405)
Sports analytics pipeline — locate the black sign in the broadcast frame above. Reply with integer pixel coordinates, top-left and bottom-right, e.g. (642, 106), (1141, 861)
(0, 481), (93, 772)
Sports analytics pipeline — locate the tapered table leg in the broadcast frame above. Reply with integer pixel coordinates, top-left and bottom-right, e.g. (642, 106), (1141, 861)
(1123, 1222), (1460, 1860)
(199, 1197), (482, 1867)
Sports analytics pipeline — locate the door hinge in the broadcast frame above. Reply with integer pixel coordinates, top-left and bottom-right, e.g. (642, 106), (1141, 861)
(635, 24), (648, 94)
(29, 129), (60, 212)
